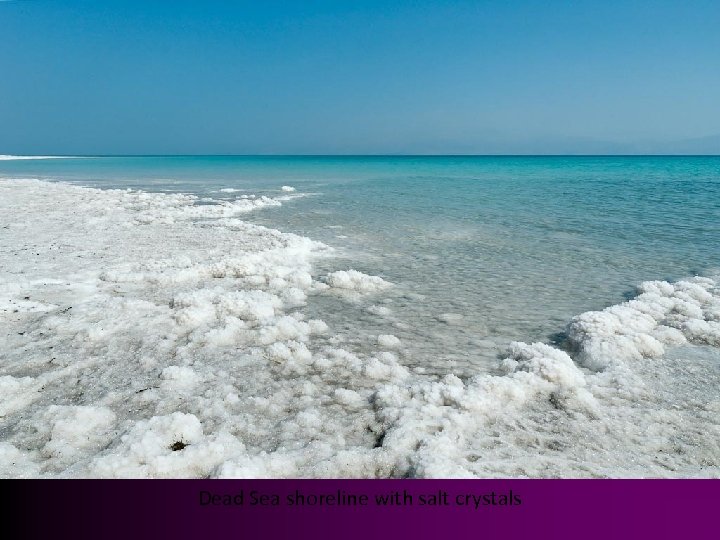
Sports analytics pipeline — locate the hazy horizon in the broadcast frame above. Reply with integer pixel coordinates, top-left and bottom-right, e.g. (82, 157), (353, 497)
(2, 0), (719, 155)
(4, 149), (720, 157)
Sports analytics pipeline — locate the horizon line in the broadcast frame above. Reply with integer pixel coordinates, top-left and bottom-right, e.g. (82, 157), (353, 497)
(2, 153), (720, 158)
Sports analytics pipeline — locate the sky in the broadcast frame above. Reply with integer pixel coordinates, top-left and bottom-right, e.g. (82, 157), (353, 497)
(1, 0), (719, 154)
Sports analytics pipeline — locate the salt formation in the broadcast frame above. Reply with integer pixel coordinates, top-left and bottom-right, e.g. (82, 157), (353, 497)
(567, 278), (720, 370)
(325, 270), (392, 292)
(377, 335), (402, 349)
(1, 179), (718, 478)
(0, 155), (72, 160)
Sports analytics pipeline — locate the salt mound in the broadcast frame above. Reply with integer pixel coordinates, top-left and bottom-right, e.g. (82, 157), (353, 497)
(377, 334), (401, 349)
(325, 270), (392, 292)
(567, 277), (720, 370)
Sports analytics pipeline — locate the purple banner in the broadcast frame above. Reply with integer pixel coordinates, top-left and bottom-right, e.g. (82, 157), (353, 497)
(8, 480), (719, 539)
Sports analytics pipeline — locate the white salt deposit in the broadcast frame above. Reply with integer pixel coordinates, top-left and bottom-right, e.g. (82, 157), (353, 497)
(366, 305), (392, 317)
(325, 270), (392, 292)
(0, 178), (719, 478)
(377, 334), (402, 349)
(437, 313), (464, 324)
(0, 155), (75, 160)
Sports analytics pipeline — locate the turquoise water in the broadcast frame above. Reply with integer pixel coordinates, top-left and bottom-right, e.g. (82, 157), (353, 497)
(3, 156), (719, 374)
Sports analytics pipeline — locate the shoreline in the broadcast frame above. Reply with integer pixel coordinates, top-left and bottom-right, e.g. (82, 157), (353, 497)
(1, 178), (719, 478)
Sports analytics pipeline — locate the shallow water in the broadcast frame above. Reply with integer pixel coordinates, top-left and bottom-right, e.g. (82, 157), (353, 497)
(3, 156), (719, 374)
(1, 159), (719, 478)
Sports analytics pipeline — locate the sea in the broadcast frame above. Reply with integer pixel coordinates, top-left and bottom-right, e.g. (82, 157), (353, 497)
(2, 155), (718, 375)
(1, 155), (719, 477)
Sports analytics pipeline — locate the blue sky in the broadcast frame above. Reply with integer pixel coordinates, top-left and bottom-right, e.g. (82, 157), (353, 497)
(1, 0), (719, 154)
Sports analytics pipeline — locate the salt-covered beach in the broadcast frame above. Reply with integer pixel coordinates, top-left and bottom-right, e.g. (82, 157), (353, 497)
(1, 178), (718, 478)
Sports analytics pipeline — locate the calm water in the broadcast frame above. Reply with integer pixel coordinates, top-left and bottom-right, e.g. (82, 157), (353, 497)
(3, 156), (719, 374)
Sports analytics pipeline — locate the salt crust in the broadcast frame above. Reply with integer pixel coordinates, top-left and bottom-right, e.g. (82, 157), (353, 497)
(1, 179), (719, 478)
